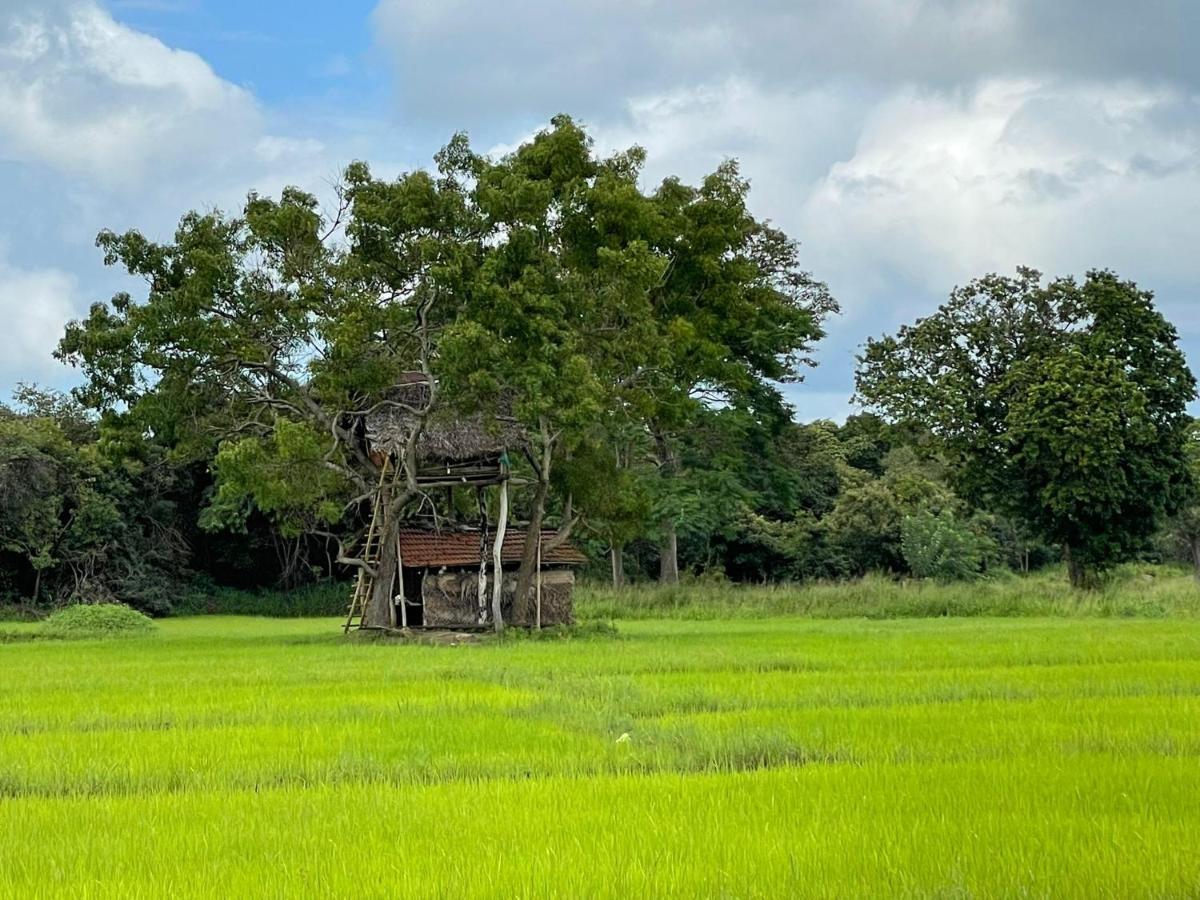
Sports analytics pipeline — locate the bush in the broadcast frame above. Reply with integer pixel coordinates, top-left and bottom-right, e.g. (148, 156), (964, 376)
(901, 510), (995, 581)
(41, 603), (156, 639)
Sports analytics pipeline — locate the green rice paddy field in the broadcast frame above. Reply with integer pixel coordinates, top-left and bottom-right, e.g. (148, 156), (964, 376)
(3, 612), (1200, 897)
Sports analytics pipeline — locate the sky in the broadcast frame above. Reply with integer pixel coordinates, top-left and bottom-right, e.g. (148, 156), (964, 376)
(2, 0), (1199, 422)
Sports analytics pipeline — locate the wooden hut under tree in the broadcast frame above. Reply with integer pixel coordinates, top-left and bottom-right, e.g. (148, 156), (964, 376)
(343, 374), (583, 632)
(399, 529), (585, 627)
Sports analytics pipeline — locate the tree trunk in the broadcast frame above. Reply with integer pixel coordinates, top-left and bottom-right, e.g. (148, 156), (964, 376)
(364, 511), (400, 628)
(659, 521), (679, 584)
(535, 532), (542, 631)
(653, 430), (680, 585)
(513, 478), (549, 625)
(610, 544), (624, 588)
(1191, 539), (1200, 582)
(1063, 544), (1094, 590)
(476, 488), (489, 625)
(515, 420), (554, 625)
(477, 532), (489, 626)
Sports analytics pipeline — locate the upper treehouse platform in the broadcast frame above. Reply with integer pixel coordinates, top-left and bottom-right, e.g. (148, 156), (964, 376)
(361, 373), (522, 487)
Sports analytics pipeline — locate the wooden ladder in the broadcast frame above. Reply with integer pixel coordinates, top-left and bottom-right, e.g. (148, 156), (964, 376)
(343, 461), (391, 632)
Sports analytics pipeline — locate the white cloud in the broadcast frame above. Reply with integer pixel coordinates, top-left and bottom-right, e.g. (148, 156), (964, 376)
(546, 73), (1200, 416)
(0, 253), (77, 383)
(371, 0), (1200, 134)
(799, 79), (1200, 325)
(564, 74), (1200, 323)
(0, 1), (384, 385)
(0, 0), (1196, 413)
(0, 1), (262, 187)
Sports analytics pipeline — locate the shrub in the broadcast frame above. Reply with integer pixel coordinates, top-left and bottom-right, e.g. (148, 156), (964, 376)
(901, 510), (995, 581)
(41, 603), (156, 639)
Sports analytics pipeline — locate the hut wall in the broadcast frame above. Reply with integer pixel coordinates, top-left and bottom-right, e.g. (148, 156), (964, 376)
(421, 569), (576, 628)
(422, 572), (483, 627)
(520, 569), (575, 627)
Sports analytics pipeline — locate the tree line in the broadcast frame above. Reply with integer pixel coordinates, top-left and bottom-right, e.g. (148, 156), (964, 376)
(1, 117), (1196, 614)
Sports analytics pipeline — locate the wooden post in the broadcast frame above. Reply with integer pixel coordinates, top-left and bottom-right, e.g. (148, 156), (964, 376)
(535, 529), (542, 630)
(396, 535), (407, 629)
(491, 477), (508, 633)
(477, 541), (488, 626)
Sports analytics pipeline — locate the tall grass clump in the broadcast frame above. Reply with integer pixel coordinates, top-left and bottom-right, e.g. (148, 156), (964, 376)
(576, 566), (1200, 621)
(174, 580), (348, 617)
(40, 603), (156, 639)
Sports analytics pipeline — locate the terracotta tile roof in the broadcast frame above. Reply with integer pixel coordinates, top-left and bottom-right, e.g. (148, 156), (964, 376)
(398, 530), (588, 568)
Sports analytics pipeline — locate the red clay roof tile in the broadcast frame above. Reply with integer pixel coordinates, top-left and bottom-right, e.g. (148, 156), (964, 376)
(398, 530), (587, 568)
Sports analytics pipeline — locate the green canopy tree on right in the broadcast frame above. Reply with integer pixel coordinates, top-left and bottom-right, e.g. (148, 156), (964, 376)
(856, 268), (1196, 587)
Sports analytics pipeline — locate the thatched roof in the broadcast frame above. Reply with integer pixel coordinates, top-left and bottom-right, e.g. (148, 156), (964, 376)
(364, 374), (523, 463)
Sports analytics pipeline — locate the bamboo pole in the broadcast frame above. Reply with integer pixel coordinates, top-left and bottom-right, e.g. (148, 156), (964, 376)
(491, 478), (508, 633)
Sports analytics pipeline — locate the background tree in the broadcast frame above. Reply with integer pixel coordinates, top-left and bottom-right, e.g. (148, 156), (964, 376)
(1162, 420), (1200, 579)
(900, 509), (996, 581)
(0, 390), (188, 612)
(857, 268), (1196, 586)
(822, 448), (956, 576)
(634, 163), (837, 582)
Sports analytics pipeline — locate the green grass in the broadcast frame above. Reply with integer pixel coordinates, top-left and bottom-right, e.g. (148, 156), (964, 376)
(1, 609), (1199, 896)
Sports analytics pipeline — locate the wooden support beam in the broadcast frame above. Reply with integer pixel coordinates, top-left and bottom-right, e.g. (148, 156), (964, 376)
(396, 535), (407, 629)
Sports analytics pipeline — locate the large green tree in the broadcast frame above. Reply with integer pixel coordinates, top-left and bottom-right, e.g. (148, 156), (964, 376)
(56, 116), (837, 621)
(856, 268), (1196, 586)
(434, 118), (665, 620)
(1162, 420), (1200, 578)
(624, 162), (837, 581)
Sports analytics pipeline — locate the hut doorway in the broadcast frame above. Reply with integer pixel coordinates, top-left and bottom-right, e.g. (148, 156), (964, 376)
(399, 567), (424, 628)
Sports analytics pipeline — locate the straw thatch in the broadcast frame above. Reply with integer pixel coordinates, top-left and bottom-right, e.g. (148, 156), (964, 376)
(363, 375), (524, 464)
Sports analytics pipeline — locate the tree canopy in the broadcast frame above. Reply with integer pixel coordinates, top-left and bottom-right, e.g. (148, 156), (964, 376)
(856, 268), (1196, 585)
